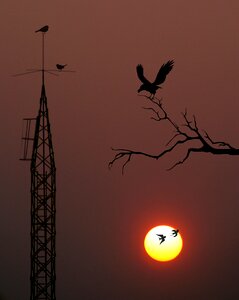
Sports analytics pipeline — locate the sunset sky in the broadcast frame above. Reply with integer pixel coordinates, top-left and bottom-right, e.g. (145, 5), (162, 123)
(1, 1), (239, 299)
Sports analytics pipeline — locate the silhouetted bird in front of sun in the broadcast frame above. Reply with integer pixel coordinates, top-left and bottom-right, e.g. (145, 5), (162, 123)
(136, 60), (174, 99)
(156, 234), (166, 244)
(171, 229), (179, 237)
(56, 64), (67, 70)
(35, 25), (49, 33)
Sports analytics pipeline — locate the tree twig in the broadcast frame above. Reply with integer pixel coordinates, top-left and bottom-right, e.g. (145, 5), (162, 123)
(109, 95), (239, 173)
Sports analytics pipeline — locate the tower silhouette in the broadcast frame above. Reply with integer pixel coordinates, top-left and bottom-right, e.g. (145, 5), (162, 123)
(20, 28), (56, 300)
(30, 83), (56, 300)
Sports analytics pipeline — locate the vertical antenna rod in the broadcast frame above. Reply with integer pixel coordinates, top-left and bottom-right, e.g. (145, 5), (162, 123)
(42, 32), (45, 85)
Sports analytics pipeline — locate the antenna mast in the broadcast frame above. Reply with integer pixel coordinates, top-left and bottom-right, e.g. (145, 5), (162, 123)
(31, 29), (56, 300)
(21, 26), (56, 300)
(18, 26), (74, 299)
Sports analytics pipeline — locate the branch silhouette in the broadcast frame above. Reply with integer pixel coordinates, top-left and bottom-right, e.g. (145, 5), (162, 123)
(109, 95), (239, 173)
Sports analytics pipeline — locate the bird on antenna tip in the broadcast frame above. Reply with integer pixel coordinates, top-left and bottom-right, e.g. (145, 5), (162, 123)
(136, 60), (174, 99)
(35, 25), (49, 33)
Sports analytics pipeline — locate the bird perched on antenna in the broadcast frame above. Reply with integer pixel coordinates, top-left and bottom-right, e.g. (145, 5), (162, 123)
(136, 60), (174, 99)
(56, 64), (67, 71)
(35, 25), (49, 33)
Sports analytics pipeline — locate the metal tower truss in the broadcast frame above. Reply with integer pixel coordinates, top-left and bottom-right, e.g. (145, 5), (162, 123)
(30, 83), (56, 300)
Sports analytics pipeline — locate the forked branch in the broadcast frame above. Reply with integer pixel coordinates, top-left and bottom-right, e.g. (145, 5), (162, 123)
(109, 95), (239, 173)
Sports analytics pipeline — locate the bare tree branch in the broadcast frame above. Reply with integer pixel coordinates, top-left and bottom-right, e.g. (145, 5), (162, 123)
(109, 95), (239, 173)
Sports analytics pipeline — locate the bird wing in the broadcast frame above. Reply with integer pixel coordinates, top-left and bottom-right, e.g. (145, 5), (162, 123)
(136, 64), (151, 84)
(153, 60), (174, 85)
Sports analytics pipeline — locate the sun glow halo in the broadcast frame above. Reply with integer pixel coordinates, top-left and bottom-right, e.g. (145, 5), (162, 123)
(144, 225), (183, 262)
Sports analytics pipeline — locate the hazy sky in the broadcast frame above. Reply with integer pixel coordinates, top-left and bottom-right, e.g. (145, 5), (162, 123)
(1, 1), (239, 299)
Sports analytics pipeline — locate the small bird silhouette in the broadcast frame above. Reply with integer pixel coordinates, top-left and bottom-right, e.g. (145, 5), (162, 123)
(35, 25), (49, 33)
(136, 60), (174, 99)
(56, 64), (67, 70)
(156, 234), (166, 244)
(171, 229), (179, 237)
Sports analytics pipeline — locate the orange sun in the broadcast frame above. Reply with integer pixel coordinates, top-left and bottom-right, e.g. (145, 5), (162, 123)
(144, 225), (183, 262)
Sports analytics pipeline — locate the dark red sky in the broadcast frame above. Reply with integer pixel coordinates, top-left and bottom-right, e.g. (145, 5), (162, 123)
(1, 1), (239, 299)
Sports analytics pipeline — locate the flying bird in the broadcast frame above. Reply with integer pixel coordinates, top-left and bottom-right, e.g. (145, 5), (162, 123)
(136, 60), (174, 99)
(156, 234), (166, 244)
(171, 229), (179, 237)
(35, 25), (49, 33)
(56, 64), (67, 70)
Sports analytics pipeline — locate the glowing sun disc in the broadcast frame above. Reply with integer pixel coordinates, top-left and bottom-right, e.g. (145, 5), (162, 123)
(144, 225), (183, 262)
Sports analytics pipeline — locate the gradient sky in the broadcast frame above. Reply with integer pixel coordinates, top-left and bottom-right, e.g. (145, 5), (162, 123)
(1, 1), (239, 299)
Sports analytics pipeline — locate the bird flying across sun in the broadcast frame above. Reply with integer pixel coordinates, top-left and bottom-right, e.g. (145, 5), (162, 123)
(171, 229), (179, 237)
(35, 25), (49, 33)
(136, 60), (174, 99)
(156, 234), (166, 244)
(56, 64), (67, 70)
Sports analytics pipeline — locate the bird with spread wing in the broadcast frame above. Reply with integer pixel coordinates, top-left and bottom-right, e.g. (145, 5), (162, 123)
(156, 234), (166, 245)
(136, 60), (174, 99)
(171, 229), (179, 237)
